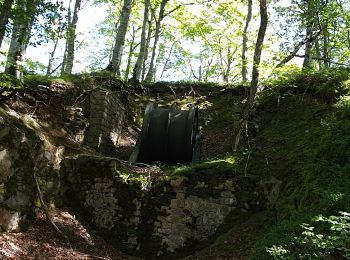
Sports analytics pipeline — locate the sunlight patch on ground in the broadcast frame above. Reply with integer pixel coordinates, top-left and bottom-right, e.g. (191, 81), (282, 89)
(0, 235), (24, 258)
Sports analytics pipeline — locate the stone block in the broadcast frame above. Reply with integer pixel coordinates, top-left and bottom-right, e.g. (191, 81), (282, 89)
(154, 221), (161, 227)
(220, 190), (235, 198)
(194, 182), (209, 189)
(6, 191), (32, 208)
(0, 149), (13, 181)
(170, 177), (187, 188)
(170, 199), (178, 208)
(161, 221), (172, 229)
(158, 227), (171, 234)
(130, 217), (140, 225)
(176, 192), (185, 200)
(219, 197), (236, 205)
(0, 126), (10, 139)
(0, 208), (21, 232)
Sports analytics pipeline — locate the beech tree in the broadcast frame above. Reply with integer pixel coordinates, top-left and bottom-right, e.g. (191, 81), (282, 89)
(131, 0), (150, 82)
(234, 0), (268, 150)
(302, 0), (316, 69)
(0, 0), (14, 49)
(110, 0), (134, 75)
(5, 0), (38, 80)
(144, 0), (169, 82)
(249, 0), (268, 106)
(241, 0), (252, 82)
(61, 0), (82, 75)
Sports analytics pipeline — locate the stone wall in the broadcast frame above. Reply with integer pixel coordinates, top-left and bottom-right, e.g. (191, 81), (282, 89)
(62, 155), (266, 258)
(83, 89), (125, 155)
(0, 109), (63, 232)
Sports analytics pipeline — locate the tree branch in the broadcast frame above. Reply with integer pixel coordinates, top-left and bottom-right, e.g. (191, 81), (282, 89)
(276, 30), (321, 68)
(164, 3), (195, 17)
(293, 54), (350, 67)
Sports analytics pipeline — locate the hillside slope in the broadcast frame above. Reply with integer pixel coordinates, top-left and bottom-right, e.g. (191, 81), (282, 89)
(1, 70), (350, 259)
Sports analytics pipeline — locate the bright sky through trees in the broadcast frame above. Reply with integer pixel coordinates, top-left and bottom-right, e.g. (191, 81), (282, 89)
(1, 0), (350, 82)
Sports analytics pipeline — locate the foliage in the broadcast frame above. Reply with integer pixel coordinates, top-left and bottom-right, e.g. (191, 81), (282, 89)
(265, 67), (350, 103)
(24, 58), (47, 74)
(250, 70), (350, 259)
(0, 72), (24, 89)
(266, 212), (350, 259)
(31, 0), (67, 47)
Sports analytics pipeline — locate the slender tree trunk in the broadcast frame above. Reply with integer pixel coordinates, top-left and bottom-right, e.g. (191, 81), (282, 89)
(315, 37), (322, 69)
(322, 22), (329, 68)
(142, 16), (153, 80)
(249, 0), (268, 106)
(111, 0), (133, 76)
(5, 0), (37, 80)
(132, 0), (150, 82)
(224, 46), (235, 83)
(160, 41), (175, 79)
(62, 0), (81, 75)
(124, 27), (136, 81)
(0, 0), (14, 50)
(303, 26), (313, 69)
(302, 0), (314, 69)
(234, 0), (268, 151)
(61, 0), (71, 74)
(145, 0), (168, 82)
(198, 56), (203, 82)
(242, 0), (252, 83)
(47, 36), (60, 75)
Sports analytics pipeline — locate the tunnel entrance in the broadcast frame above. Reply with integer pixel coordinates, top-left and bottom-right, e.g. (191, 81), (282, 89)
(130, 103), (201, 164)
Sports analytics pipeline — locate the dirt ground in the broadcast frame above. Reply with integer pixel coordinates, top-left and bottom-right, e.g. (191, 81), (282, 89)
(0, 209), (139, 260)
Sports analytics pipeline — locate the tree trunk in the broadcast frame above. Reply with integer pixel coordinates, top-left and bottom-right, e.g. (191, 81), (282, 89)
(241, 0), (252, 83)
(0, 0), (14, 49)
(124, 26), (137, 81)
(145, 0), (168, 82)
(234, 0), (268, 151)
(302, 0), (315, 69)
(248, 0), (268, 107)
(5, 0), (37, 80)
(61, 0), (71, 74)
(62, 0), (81, 75)
(141, 16), (153, 81)
(47, 36), (60, 75)
(224, 46), (236, 83)
(132, 0), (150, 82)
(322, 22), (329, 68)
(160, 42), (175, 79)
(315, 37), (322, 69)
(303, 26), (313, 69)
(111, 0), (133, 76)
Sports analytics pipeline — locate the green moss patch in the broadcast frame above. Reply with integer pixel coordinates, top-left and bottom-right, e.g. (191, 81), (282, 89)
(250, 85), (350, 258)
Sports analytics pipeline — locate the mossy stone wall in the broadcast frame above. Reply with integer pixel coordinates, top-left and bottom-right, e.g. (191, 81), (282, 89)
(62, 155), (266, 258)
(83, 89), (125, 155)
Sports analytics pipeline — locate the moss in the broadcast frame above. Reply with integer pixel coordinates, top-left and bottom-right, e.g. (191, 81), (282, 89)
(265, 67), (350, 103)
(0, 73), (24, 90)
(250, 89), (350, 258)
(24, 74), (52, 87)
(192, 212), (267, 259)
(169, 155), (241, 179)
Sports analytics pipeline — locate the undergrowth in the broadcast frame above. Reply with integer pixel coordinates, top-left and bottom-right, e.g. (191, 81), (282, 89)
(250, 68), (350, 259)
(265, 66), (350, 103)
(0, 73), (24, 90)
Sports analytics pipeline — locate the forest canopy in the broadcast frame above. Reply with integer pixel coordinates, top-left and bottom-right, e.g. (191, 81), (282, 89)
(0, 0), (349, 82)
